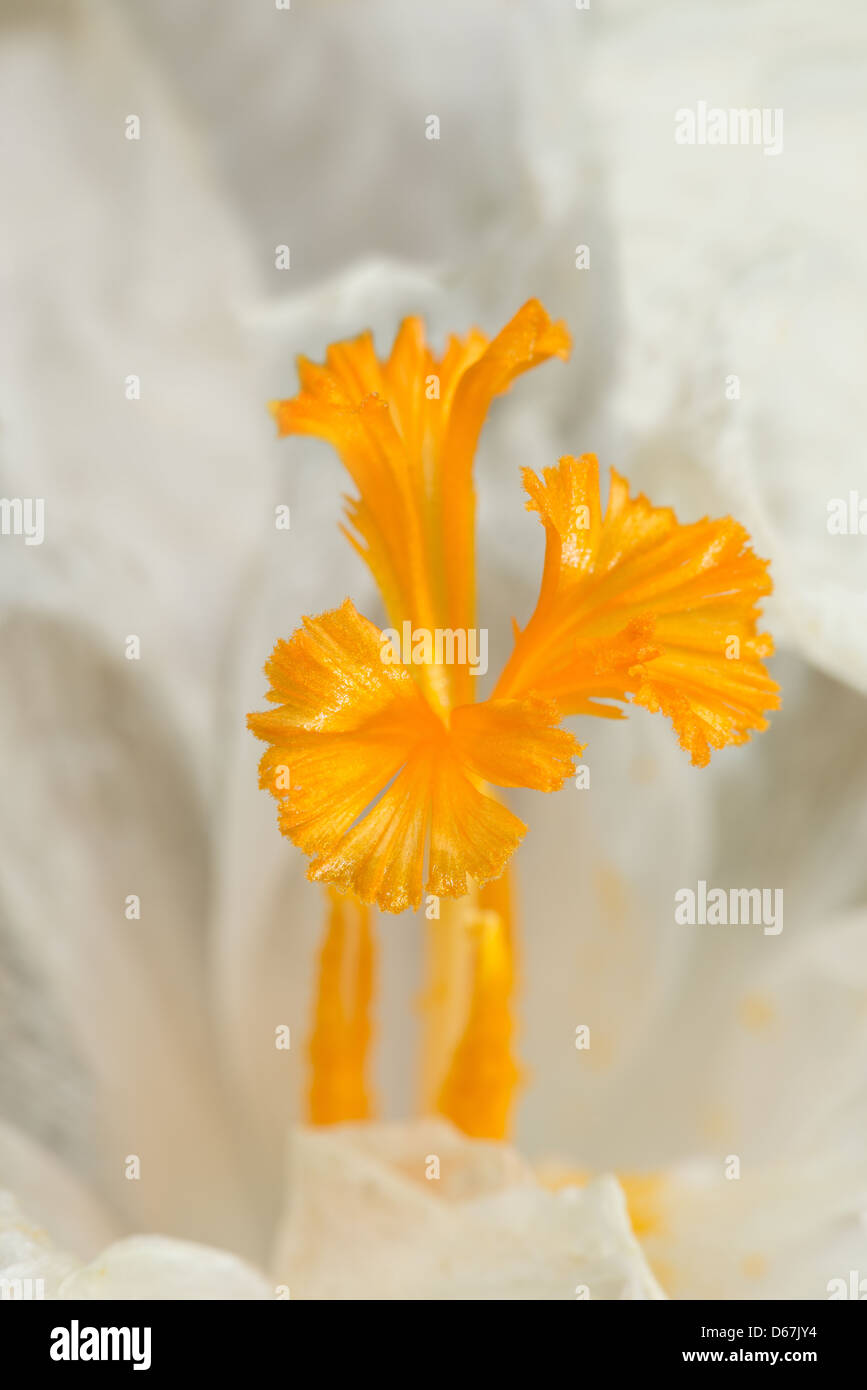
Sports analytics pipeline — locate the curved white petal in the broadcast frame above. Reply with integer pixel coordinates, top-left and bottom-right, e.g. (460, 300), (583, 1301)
(591, 0), (867, 692)
(640, 1158), (867, 1300)
(59, 1236), (271, 1301)
(116, 0), (594, 310)
(0, 1189), (270, 1301)
(271, 1121), (664, 1300)
(0, 613), (256, 1257)
(0, 1191), (79, 1299)
(0, 1121), (117, 1260)
(511, 704), (717, 1168)
(0, 0), (283, 1259)
(713, 911), (867, 1160)
(511, 648), (867, 1166)
(0, 0), (275, 784)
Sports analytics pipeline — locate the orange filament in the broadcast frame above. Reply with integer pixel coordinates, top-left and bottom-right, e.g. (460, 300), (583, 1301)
(436, 873), (521, 1139)
(307, 887), (375, 1125)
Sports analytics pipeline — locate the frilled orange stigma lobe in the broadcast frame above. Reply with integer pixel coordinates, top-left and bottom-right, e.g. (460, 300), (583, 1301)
(270, 300), (570, 710)
(308, 887), (375, 1124)
(247, 599), (580, 913)
(495, 455), (779, 766)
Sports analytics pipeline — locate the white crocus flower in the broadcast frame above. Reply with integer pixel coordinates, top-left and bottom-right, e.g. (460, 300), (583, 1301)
(1, 0), (865, 1301)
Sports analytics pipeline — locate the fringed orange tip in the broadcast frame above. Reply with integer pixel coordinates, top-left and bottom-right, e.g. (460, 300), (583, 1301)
(495, 454), (779, 767)
(247, 600), (581, 913)
(252, 307), (779, 912)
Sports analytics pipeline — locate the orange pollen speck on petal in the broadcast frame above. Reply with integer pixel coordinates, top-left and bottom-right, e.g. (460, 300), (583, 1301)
(741, 1253), (769, 1281)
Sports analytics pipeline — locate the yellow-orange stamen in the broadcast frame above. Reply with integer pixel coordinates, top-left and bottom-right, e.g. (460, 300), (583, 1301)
(307, 887), (375, 1125)
(435, 872), (520, 1139)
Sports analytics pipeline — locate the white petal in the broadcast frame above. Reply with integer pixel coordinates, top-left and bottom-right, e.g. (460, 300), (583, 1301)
(59, 1236), (272, 1301)
(592, 0), (867, 692)
(512, 651), (867, 1167)
(713, 911), (867, 1159)
(271, 1122), (663, 1300)
(639, 1158), (867, 1300)
(512, 703), (716, 1168)
(0, 1122), (116, 1260)
(336, 1118), (536, 1201)
(116, 0), (594, 317)
(0, 0), (275, 780)
(1, 1189), (270, 1301)
(0, 1191), (78, 1299)
(0, 614), (258, 1258)
(0, 0), (277, 1259)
